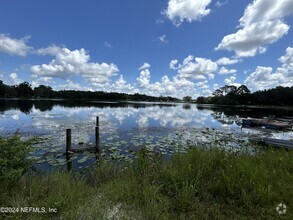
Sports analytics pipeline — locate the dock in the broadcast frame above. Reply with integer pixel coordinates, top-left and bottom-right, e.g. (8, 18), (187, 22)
(242, 118), (293, 130)
(66, 117), (100, 154)
(250, 137), (293, 150)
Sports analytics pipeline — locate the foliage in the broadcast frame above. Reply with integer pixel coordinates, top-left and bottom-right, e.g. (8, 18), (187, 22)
(3, 147), (293, 219)
(0, 80), (179, 102)
(0, 136), (32, 196)
(183, 96), (192, 102)
(34, 85), (53, 98)
(197, 85), (293, 106)
(16, 82), (33, 97)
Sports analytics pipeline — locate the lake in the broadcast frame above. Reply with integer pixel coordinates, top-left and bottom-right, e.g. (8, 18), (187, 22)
(1, 99), (292, 171)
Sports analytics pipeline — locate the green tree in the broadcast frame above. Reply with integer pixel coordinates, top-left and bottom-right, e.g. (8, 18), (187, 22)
(220, 85), (237, 96)
(5, 86), (17, 97)
(183, 96), (192, 102)
(213, 89), (223, 97)
(16, 81), (33, 97)
(236, 85), (250, 95)
(196, 96), (206, 104)
(34, 85), (53, 98)
(0, 80), (5, 97)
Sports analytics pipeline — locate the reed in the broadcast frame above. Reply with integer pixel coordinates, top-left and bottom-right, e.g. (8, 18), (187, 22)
(1, 137), (292, 219)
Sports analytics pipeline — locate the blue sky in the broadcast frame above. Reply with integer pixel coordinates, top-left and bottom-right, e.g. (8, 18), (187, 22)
(0, 0), (293, 98)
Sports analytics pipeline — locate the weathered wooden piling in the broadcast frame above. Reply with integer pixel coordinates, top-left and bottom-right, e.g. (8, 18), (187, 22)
(66, 152), (72, 171)
(212, 128), (216, 143)
(96, 116), (99, 127)
(66, 128), (71, 153)
(95, 116), (100, 152)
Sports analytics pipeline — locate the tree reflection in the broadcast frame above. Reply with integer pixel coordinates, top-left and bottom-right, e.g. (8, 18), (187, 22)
(182, 104), (191, 110)
(34, 100), (54, 112)
(196, 104), (293, 126)
(0, 99), (177, 113)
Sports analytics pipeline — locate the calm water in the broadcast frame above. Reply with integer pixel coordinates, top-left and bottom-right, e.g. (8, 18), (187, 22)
(1, 99), (292, 171)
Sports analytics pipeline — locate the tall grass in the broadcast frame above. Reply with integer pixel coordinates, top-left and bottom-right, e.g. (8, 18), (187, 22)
(1, 145), (293, 219)
(98, 148), (293, 219)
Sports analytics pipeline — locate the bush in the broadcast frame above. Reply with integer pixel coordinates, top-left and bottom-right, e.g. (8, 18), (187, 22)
(0, 136), (32, 193)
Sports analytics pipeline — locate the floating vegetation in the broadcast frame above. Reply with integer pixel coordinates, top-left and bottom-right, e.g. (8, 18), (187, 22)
(16, 121), (292, 171)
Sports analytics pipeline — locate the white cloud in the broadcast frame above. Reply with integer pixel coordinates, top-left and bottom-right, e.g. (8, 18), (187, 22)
(215, 1), (228, 8)
(9, 72), (22, 84)
(52, 74), (138, 94)
(158, 34), (168, 44)
(216, 0), (293, 57)
(35, 44), (63, 56)
(138, 63), (151, 70)
(202, 89), (212, 96)
(245, 47), (293, 91)
(216, 20), (289, 57)
(177, 56), (218, 79)
(239, 0), (293, 27)
(196, 81), (209, 89)
(244, 66), (282, 91)
(136, 66), (196, 98)
(169, 59), (179, 70)
(112, 75), (138, 94)
(279, 46), (293, 70)
(213, 83), (219, 90)
(9, 72), (17, 81)
(81, 62), (119, 85)
(53, 79), (88, 91)
(208, 73), (215, 80)
(258, 46), (267, 54)
(9, 73), (17, 81)
(104, 41), (112, 48)
(216, 57), (239, 65)
(164, 0), (212, 26)
(137, 69), (151, 88)
(156, 19), (165, 24)
(224, 75), (237, 85)
(173, 76), (195, 88)
(218, 66), (237, 75)
(30, 46), (119, 86)
(31, 77), (54, 88)
(0, 34), (32, 56)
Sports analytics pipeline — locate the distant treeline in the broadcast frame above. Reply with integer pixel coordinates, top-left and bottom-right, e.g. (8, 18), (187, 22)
(1, 80), (292, 105)
(196, 85), (293, 106)
(0, 80), (179, 102)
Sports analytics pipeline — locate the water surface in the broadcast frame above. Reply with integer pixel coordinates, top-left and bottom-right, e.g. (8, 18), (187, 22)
(1, 99), (292, 171)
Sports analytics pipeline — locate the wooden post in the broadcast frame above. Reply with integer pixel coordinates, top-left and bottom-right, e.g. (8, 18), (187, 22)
(96, 116), (99, 127)
(96, 116), (100, 155)
(66, 152), (72, 172)
(95, 126), (99, 152)
(66, 129), (71, 153)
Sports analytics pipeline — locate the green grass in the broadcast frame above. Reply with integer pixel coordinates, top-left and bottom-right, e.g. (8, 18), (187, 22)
(1, 139), (292, 219)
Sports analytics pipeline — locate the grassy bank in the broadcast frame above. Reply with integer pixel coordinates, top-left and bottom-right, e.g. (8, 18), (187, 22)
(1, 137), (293, 219)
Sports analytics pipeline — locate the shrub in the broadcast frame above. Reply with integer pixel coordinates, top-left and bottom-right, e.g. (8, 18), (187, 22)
(0, 136), (32, 194)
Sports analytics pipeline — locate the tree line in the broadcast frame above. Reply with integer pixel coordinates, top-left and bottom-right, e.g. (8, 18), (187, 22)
(0, 80), (179, 102)
(196, 85), (293, 106)
(1, 80), (292, 105)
